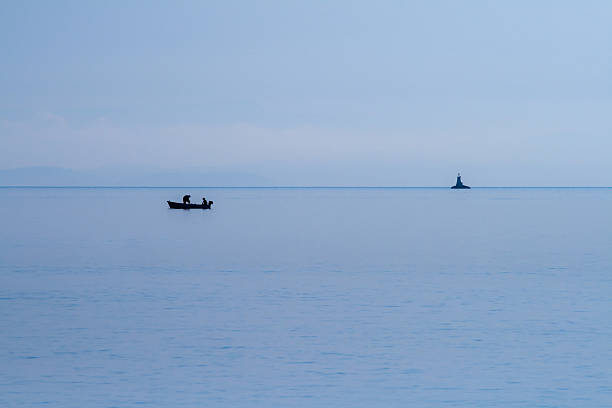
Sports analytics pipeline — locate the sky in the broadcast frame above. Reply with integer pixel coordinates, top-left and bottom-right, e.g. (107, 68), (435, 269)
(1, 0), (612, 186)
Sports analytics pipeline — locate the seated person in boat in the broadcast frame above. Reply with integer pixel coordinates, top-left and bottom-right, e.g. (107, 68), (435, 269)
(182, 194), (191, 204)
(202, 197), (208, 206)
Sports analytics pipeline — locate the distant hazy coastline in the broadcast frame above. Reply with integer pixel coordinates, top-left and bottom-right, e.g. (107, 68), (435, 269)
(0, 167), (269, 187)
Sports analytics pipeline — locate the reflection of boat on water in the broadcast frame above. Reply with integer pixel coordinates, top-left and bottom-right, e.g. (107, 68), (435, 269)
(167, 201), (213, 209)
(451, 173), (470, 189)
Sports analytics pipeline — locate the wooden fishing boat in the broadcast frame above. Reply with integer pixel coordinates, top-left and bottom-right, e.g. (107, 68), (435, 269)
(167, 201), (213, 209)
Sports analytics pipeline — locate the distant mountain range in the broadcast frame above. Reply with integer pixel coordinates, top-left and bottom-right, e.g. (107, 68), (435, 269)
(0, 167), (270, 187)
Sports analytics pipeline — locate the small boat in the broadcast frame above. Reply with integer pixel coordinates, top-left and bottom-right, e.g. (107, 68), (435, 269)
(167, 201), (213, 209)
(451, 172), (470, 189)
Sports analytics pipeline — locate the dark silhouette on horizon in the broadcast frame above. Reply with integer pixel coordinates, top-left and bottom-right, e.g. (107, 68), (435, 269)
(169, 194), (213, 210)
(451, 173), (471, 189)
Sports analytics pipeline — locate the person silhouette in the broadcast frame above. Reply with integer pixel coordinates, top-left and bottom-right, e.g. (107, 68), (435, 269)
(202, 197), (208, 207)
(182, 195), (191, 204)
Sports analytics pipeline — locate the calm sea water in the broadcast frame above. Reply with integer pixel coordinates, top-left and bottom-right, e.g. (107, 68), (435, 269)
(1, 187), (612, 407)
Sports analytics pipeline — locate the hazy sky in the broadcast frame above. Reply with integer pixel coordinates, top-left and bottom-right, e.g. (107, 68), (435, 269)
(2, 1), (612, 185)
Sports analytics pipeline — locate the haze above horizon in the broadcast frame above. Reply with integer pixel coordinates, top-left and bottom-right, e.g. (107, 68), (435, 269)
(2, 1), (612, 186)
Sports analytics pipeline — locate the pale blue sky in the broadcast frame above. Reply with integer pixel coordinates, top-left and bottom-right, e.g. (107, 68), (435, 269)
(1, 1), (612, 185)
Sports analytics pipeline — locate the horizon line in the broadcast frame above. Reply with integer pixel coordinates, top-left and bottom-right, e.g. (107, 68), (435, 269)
(1, 185), (612, 189)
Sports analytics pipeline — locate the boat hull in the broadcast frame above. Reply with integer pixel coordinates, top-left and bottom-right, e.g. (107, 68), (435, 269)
(167, 201), (213, 209)
(451, 185), (471, 189)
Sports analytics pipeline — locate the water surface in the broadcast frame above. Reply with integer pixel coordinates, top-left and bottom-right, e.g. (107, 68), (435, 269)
(1, 187), (612, 407)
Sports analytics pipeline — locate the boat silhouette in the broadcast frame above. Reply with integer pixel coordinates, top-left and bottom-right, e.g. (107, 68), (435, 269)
(167, 200), (213, 209)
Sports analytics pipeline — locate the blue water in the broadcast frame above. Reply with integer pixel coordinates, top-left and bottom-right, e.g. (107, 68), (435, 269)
(1, 187), (612, 407)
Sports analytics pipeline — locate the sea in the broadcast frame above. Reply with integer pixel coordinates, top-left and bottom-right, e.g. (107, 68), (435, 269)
(1, 187), (612, 407)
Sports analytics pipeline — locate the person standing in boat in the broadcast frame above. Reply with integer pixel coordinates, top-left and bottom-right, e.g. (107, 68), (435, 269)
(182, 194), (191, 204)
